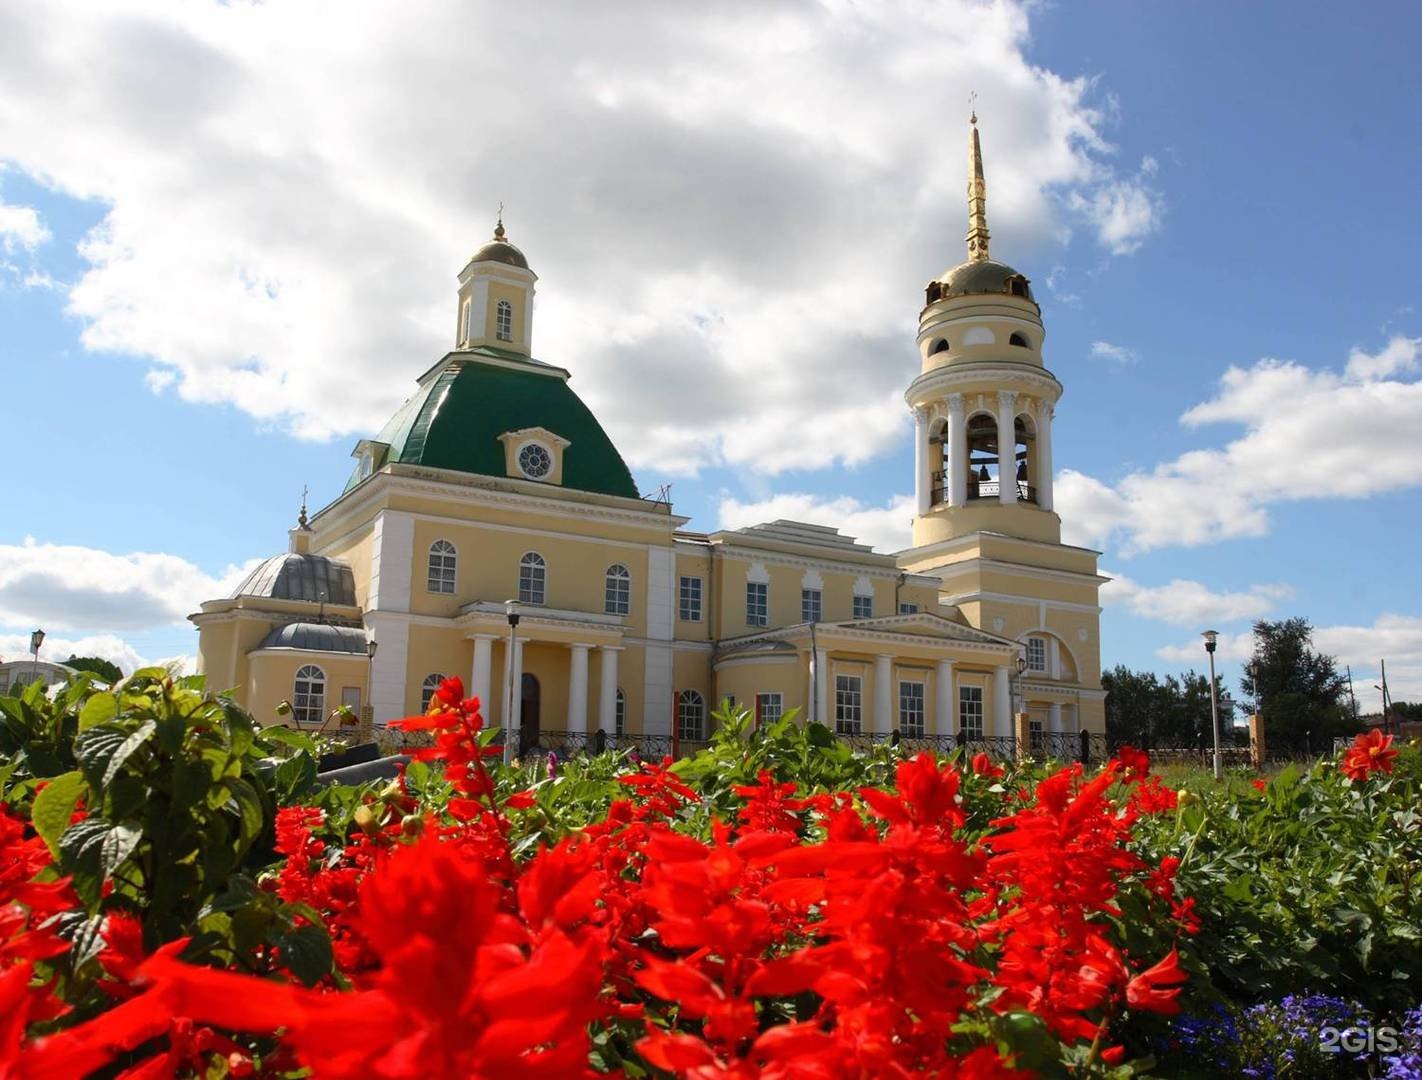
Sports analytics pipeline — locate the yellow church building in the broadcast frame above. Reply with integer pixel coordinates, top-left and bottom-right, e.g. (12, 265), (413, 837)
(191, 117), (1107, 757)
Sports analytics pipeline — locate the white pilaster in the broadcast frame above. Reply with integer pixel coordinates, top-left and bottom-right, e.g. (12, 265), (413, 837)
(874, 654), (893, 735)
(1037, 403), (1055, 511)
(996, 390), (1018, 505)
(366, 612), (410, 726)
(470, 634), (495, 717)
(936, 658), (955, 735)
(946, 394), (967, 507)
(643, 645), (673, 736)
(598, 646), (620, 735)
(1048, 637), (1062, 681)
(366, 509), (414, 613)
(913, 408), (930, 515)
(1049, 702), (1063, 735)
(567, 643), (590, 732)
(993, 665), (1013, 739)
(814, 648), (830, 727)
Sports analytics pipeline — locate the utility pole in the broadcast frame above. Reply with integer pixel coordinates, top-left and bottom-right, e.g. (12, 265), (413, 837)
(1380, 660), (1392, 735)
(1345, 665), (1359, 725)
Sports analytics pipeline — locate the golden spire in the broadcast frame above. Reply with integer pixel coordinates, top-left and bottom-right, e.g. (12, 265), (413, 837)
(965, 107), (990, 263)
(493, 201), (506, 241)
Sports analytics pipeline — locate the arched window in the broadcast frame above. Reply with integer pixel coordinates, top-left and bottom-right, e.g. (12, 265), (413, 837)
(930, 338), (949, 355)
(615, 688), (626, 737)
(459, 299), (471, 344)
(519, 552), (546, 605)
(293, 665), (326, 726)
(1009, 331), (1031, 348)
(604, 564), (630, 615)
(677, 690), (706, 742)
(496, 299), (513, 341)
(421, 673), (446, 712)
(427, 539), (457, 593)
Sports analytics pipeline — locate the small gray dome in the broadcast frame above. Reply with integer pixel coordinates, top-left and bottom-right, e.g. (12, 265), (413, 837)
(230, 554), (356, 606)
(259, 622), (369, 654)
(928, 259), (1034, 303)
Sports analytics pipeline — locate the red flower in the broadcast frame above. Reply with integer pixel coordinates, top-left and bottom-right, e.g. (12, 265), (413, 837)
(1125, 948), (1188, 1015)
(1251, 778), (1267, 793)
(1115, 745), (1150, 781)
(1339, 730), (1398, 782)
(971, 752), (1004, 779)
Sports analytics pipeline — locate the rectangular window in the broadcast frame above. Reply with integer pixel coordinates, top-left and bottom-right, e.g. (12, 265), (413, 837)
(801, 588), (822, 623)
(1030, 718), (1045, 755)
(852, 594), (873, 619)
(899, 602), (919, 615)
(898, 680), (925, 737)
(755, 692), (782, 727)
(959, 686), (984, 739)
(834, 674), (862, 735)
(679, 576), (703, 622)
(1026, 636), (1047, 672)
(746, 581), (768, 627)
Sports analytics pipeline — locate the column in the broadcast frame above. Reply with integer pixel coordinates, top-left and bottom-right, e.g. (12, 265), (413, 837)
(946, 394), (967, 507)
(806, 650), (817, 724)
(508, 639), (524, 735)
(597, 646), (620, 735)
(470, 634), (495, 717)
(1037, 403), (1054, 511)
(1048, 637), (1061, 681)
(874, 654), (893, 735)
(914, 408), (930, 515)
(815, 648), (830, 728)
(935, 658), (955, 736)
(992, 665), (1013, 739)
(996, 390), (1018, 504)
(1049, 702), (1063, 734)
(567, 643), (590, 732)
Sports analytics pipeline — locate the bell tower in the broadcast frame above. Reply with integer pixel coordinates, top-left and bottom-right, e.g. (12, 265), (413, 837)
(905, 112), (1062, 549)
(455, 213), (538, 357)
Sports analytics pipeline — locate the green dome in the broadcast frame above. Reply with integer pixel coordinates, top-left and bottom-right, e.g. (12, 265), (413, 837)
(348, 349), (639, 499)
(928, 259), (1034, 303)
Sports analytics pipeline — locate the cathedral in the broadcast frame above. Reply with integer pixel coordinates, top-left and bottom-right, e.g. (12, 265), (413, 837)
(191, 116), (1107, 754)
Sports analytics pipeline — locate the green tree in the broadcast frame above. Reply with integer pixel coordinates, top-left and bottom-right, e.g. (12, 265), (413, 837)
(64, 654), (123, 684)
(1240, 617), (1355, 753)
(1103, 665), (1223, 748)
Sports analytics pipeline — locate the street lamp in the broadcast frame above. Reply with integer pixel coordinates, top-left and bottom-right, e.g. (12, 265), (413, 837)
(1202, 630), (1222, 781)
(503, 600), (521, 764)
(364, 633), (378, 736)
(29, 628), (44, 688)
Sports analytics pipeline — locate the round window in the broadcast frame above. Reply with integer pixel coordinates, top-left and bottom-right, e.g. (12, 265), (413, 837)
(518, 442), (552, 479)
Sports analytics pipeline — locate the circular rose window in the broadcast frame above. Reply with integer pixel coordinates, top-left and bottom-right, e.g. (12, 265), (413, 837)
(518, 442), (552, 479)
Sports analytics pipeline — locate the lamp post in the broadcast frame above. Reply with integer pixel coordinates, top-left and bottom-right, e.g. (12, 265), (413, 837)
(364, 633), (378, 737)
(503, 600), (521, 764)
(1202, 630), (1222, 781)
(29, 628), (44, 689)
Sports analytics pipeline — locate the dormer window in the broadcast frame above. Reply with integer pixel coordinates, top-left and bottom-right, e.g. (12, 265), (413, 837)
(496, 299), (513, 341)
(517, 442), (552, 479)
(930, 339), (949, 355)
(1008, 276), (1030, 298)
(1009, 332), (1031, 348)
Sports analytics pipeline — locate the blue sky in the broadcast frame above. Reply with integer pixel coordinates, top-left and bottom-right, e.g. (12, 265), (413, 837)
(1, 1), (1418, 710)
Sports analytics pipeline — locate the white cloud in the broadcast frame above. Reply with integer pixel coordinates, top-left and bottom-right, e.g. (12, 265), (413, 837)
(1090, 340), (1138, 365)
(1102, 571), (1291, 627)
(0, 198), (48, 252)
(0, 630), (196, 678)
(1058, 336), (1422, 553)
(0, 1), (1161, 475)
(0, 538), (255, 631)
(717, 492), (915, 554)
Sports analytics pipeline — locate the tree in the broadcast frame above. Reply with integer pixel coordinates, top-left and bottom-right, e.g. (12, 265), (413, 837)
(1239, 618), (1355, 753)
(1102, 665), (1223, 748)
(63, 654), (123, 684)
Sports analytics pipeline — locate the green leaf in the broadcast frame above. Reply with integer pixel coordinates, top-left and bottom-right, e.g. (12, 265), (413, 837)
(76, 720), (157, 790)
(32, 770), (87, 858)
(60, 819), (143, 903)
(274, 922), (333, 986)
(77, 692), (118, 731)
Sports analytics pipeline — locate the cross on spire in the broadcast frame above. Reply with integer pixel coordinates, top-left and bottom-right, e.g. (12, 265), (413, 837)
(298, 484), (309, 529)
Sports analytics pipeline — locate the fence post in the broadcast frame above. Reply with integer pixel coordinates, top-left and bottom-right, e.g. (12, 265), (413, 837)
(1013, 712), (1031, 763)
(1078, 728), (1090, 765)
(1248, 714), (1266, 769)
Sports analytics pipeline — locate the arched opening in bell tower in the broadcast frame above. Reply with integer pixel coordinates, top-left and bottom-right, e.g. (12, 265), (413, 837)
(1014, 414), (1038, 504)
(929, 418), (948, 504)
(965, 412), (999, 500)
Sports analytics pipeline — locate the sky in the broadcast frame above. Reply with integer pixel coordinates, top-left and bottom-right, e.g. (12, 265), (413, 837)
(1, 0), (1418, 713)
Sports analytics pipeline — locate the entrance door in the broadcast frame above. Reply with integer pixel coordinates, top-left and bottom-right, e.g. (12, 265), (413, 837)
(520, 673), (541, 754)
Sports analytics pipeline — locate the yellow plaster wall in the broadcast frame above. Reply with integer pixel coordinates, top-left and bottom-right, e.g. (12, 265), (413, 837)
(673, 549), (714, 642)
(320, 527), (374, 611)
(246, 652), (369, 729)
(713, 659), (805, 722)
(403, 624), (475, 717)
(484, 281), (527, 350)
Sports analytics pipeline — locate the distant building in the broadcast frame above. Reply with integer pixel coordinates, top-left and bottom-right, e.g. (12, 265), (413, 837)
(0, 659), (77, 695)
(192, 116), (1106, 750)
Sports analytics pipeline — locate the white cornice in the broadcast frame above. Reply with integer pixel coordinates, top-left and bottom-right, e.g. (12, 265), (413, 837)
(942, 590), (1102, 614)
(904, 364), (1062, 408)
(705, 542), (899, 578)
(929, 557), (1110, 588)
(898, 529), (1104, 562)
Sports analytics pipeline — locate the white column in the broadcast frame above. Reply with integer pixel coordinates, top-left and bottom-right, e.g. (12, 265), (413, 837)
(567, 643), (590, 732)
(508, 639), (524, 735)
(598, 646), (620, 735)
(935, 658), (955, 736)
(996, 390), (1018, 505)
(914, 408), (930, 515)
(992, 665), (1013, 739)
(946, 394), (967, 507)
(1037, 403), (1054, 511)
(874, 654), (893, 735)
(1049, 702), (1063, 735)
(815, 648), (830, 727)
(806, 651), (816, 723)
(470, 634), (495, 717)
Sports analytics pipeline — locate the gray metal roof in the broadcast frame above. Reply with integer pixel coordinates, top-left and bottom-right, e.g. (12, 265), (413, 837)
(230, 553), (357, 606)
(258, 622), (369, 654)
(933, 258), (1034, 301)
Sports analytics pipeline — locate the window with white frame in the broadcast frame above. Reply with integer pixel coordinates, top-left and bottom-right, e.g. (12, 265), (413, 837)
(615, 688), (625, 737)
(605, 564), (630, 616)
(420, 673), (446, 712)
(427, 539), (457, 593)
(746, 581), (768, 627)
(852, 594), (873, 619)
(1030, 717), (1045, 754)
(292, 665), (326, 726)
(755, 692), (782, 727)
(835, 674), (862, 735)
(679, 576), (702, 621)
(801, 587), (822, 623)
(496, 299), (513, 341)
(899, 680), (925, 737)
(1026, 636), (1047, 672)
(518, 552), (546, 605)
(678, 690), (705, 741)
(899, 602), (919, 615)
(959, 686), (984, 739)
